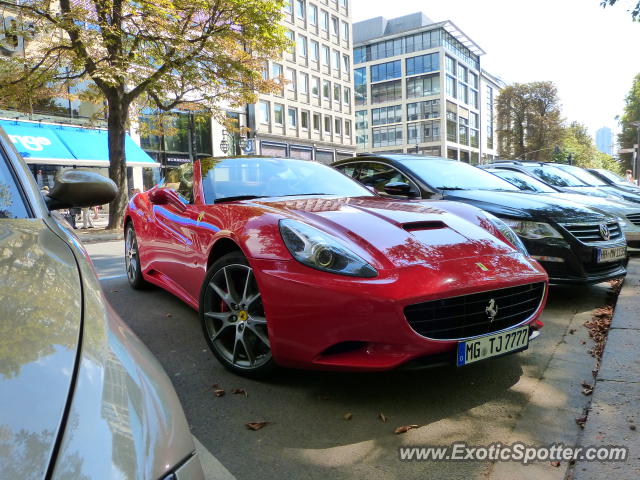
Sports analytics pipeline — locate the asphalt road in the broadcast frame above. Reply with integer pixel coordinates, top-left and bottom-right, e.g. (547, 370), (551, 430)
(86, 240), (613, 480)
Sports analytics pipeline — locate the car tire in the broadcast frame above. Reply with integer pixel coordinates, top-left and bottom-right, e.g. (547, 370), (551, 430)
(125, 224), (148, 290)
(200, 252), (275, 377)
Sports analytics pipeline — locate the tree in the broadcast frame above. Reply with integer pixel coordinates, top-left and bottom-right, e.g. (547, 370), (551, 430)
(601, 0), (640, 20)
(0, 0), (288, 229)
(496, 81), (564, 162)
(616, 73), (640, 171)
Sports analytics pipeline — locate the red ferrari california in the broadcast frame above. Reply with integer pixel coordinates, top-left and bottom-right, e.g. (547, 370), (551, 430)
(124, 157), (548, 376)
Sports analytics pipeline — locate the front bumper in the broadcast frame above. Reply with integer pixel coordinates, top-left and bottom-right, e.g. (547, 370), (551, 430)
(250, 253), (548, 371)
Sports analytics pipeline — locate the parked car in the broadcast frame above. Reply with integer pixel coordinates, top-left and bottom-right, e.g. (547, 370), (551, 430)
(587, 168), (640, 195)
(0, 128), (203, 480)
(486, 161), (625, 201)
(332, 155), (628, 284)
(124, 157), (548, 376)
(483, 167), (640, 249)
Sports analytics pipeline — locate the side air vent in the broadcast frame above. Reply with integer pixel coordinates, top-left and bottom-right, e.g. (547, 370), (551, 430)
(402, 221), (446, 231)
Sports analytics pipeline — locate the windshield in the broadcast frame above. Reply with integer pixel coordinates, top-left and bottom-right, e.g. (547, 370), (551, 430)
(592, 169), (628, 185)
(554, 165), (608, 186)
(397, 158), (519, 191)
(521, 164), (589, 187)
(490, 170), (557, 193)
(200, 157), (373, 203)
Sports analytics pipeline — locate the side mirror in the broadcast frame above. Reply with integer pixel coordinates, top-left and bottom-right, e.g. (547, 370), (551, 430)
(46, 169), (117, 211)
(383, 182), (418, 198)
(148, 187), (186, 211)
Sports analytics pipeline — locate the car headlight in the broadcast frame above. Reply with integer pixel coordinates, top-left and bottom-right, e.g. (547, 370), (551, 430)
(279, 219), (378, 278)
(499, 218), (564, 240)
(485, 214), (529, 255)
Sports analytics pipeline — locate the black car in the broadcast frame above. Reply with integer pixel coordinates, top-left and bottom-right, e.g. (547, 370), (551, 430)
(333, 155), (627, 284)
(587, 168), (640, 195)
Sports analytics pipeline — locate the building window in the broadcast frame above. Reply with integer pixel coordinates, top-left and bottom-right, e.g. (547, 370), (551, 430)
(322, 79), (330, 99)
(331, 16), (339, 37)
(343, 86), (351, 104)
(446, 75), (456, 97)
(406, 52), (439, 76)
(333, 83), (341, 102)
(297, 35), (307, 57)
(309, 4), (317, 25)
(272, 63), (283, 78)
(470, 128), (479, 148)
(469, 71), (478, 89)
(355, 67), (367, 105)
(446, 101), (457, 142)
(354, 46), (367, 64)
(344, 120), (351, 136)
(286, 68), (296, 91)
(310, 40), (319, 61)
(342, 54), (350, 76)
(313, 112), (321, 131)
(334, 118), (341, 135)
(258, 101), (270, 124)
(445, 55), (454, 74)
(311, 76), (320, 96)
(407, 120), (440, 144)
(299, 72), (309, 94)
(274, 104), (284, 125)
(371, 60), (401, 83)
(295, 0), (305, 19)
(406, 73), (439, 99)
(371, 105), (402, 126)
(320, 10), (329, 31)
(404, 29), (441, 54)
(372, 125), (403, 147)
(407, 99), (440, 121)
(355, 110), (368, 147)
(301, 111), (309, 129)
(324, 115), (332, 133)
(458, 64), (468, 83)
(341, 21), (349, 43)
(288, 107), (297, 127)
(322, 45), (330, 65)
(332, 49), (340, 72)
(284, 1), (292, 13)
(371, 80), (402, 104)
(285, 30), (295, 54)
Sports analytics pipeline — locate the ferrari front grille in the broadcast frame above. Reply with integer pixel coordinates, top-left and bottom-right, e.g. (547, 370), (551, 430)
(404, 282), (545, 340)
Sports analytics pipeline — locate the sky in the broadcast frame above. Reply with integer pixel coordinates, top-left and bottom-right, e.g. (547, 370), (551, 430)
(352, 0), (640, 140)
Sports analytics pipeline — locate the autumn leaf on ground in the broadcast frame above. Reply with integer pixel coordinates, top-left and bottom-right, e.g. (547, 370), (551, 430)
(378, 412), (387, 423)
(394, 425), (419, 434)
(575, 416), (587, 429)
(246, 422), (270, 431)
(213, 389), (225, 397)
(166, 313), (173, 318)
(343, 413), (353, 421)
(211, 383), (220, 389)
(550, 461), (561, 467)
(232, 388), (248, 397)
(581, 381), (593, 396)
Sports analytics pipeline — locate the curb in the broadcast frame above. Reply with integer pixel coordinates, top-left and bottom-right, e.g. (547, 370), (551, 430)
(572, 258), (640, 479)
(76, 230), (124, 244)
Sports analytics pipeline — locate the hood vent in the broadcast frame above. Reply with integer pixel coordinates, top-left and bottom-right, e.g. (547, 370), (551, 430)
(402, 221), (446, 232)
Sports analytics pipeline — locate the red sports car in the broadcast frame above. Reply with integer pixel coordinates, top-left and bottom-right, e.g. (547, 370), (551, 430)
(124, 157), (548, 376)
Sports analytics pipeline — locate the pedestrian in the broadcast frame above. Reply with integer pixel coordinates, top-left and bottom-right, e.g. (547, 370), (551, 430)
(92, 205), (100, 220)
(40, 185), (49, 196)
(81, 207), (94, 229)
(625, 169), (635, 184)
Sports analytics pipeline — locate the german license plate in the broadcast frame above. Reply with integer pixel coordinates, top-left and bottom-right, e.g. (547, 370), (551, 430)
(596, 246), (626, 263)
(457, 326), (529, 366)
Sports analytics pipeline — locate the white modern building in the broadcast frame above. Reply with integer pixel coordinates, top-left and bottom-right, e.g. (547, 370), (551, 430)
(246, 0), (357, 163)
(353, 12), (501, 164)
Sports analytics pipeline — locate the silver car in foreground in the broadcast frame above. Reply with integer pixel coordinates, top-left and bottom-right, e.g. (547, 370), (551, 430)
(0, 127), (203, 479)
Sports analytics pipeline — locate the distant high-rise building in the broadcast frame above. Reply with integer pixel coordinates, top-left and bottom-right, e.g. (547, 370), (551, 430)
(352, 12), (502, 164)
(595, 127), (614, 156)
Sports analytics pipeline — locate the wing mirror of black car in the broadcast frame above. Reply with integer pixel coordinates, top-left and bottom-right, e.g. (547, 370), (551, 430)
(45, 169), (118, 211)
(148, 187), (187, 212)
(383, 181), (419, 198)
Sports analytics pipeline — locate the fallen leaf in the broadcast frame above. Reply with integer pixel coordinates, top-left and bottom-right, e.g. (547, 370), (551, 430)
(550, 461), (561, 467)
(630, 424), (636, 431)
(232, 388), (248, 397)
(581, 381), (593, 396)
(378, 412), (387, 423)
(246, 421), (270, 431)
(166, 313), (173, 318)
(343, 413), (353, 421)
(394, 425), (419, 434)
(213, 389), (225, 397)
(211, 383), (219, 389)
(575, 416), (587, 429)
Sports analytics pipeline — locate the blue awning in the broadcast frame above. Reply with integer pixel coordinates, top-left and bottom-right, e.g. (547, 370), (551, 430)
(0, 119), (160, 167)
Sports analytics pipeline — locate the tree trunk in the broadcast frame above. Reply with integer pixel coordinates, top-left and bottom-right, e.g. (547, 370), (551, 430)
(106, 91), (129, 230)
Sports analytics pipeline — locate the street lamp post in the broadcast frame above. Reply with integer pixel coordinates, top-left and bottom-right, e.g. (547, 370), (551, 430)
(632, 121), (640, 185)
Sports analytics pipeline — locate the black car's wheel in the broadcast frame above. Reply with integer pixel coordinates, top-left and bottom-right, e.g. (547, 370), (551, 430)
(200, 252), (275, 377)
(125, 224), (147, 289)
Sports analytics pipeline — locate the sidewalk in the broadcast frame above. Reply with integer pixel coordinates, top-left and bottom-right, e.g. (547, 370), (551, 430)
(572, 257), (640, 479)
(73, 211), (124, 243)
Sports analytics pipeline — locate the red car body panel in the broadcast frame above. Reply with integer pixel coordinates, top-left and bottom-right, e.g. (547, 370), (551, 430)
(125, 159), (548, 371)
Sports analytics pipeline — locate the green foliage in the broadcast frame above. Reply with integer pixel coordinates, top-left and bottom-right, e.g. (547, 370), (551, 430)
(601, 0), (640, 20)
(616, 73), (640, 170)
(555, 121), (623, 173)
(496, 81), (564, 162)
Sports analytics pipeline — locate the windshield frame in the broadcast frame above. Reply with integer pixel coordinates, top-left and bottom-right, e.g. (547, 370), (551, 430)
(199, 156), (374, 204)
